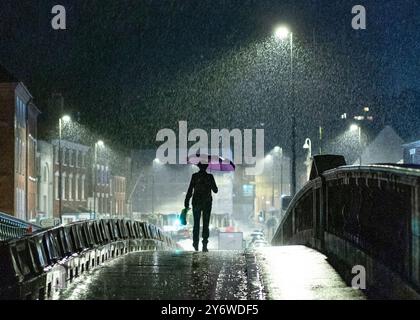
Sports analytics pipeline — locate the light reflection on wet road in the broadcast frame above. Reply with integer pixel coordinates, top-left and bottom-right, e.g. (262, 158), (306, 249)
(57, 246), (365, 300)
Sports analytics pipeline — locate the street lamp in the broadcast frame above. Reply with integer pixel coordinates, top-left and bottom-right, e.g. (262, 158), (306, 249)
(274, 146), (284, 198)
(303, 138), (312, 181)
(274, 25), (296, 196)
(274, 26), (290, 40)
(303, 138), (312, 157)
(93, 140), (105, 219)
(58, 115), (71, 224)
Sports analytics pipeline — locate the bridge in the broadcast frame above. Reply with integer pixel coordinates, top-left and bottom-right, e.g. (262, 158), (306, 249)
(1, 155), (420, 300)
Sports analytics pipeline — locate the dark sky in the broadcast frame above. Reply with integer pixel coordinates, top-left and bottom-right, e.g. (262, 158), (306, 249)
(0, 0), (419, 156)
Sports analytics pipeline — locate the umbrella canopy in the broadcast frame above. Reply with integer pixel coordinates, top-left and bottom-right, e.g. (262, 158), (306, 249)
(187, 153), (235, 172)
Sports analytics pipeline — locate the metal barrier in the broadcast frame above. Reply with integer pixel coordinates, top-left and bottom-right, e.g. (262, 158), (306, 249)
(0, 218), (179, 300)
(0, 212), (41, 241)
(272, 163), (420, 298)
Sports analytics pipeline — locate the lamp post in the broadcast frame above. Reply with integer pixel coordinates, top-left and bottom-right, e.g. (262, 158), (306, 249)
(58, 115), (71, 224)
(273, 146), (283, 202)
(93, 140), (104, 219)
(274, 25), (296, 196)
(303, 138), (312, 181)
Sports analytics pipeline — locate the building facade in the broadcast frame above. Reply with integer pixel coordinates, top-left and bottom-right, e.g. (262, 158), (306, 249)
(112, 176), (127, 217)
(0, 65), (40, 221)
(37, 140), (54, 218)
(88, 149), (112, 218)
(403, 140), (420, 165)
(254, 151), (290, 223)
(51, 139), (90, 221)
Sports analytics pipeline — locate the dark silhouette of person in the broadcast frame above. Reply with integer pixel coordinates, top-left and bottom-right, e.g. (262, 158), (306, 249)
(185, 162), (218, 252)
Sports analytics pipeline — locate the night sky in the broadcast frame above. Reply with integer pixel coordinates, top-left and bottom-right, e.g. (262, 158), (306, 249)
(0, 0), (419, 157)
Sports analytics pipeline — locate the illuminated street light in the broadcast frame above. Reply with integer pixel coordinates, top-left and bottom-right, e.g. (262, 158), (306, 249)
(303, 138), (312, 152)
(274, 146), (281, 153)
(303, 138), (312, 181)
(274, 26), (290, 40)
(273, 24), (296, 196)
(61, 115), (71, 123)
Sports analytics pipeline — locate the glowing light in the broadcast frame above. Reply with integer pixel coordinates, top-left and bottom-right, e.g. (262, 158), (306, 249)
(274, 26), (291, 40)
(303, 138), (311, 149)
(274, 146), (281, 152)
(61, 115), (71, 122)
(96, 140), (104, 147)
(265, 154), (273, 161)
(350, 124), (359, 132)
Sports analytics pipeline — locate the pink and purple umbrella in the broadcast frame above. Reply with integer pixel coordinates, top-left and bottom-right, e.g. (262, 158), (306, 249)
(187, 153), (235, 172)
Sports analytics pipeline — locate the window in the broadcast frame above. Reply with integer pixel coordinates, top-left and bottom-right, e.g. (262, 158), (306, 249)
(81, 175), (85, 200)
(75, 174), (79, 201)
(69, 174), (73, 200)
(62, 148), (66, 166)
(101, 165), (105, 185)
(75, 150), (79, 167)
(410, 148), (416, 164)
(15, 138), (19, 173)
(43, 195), (47, 213)
(21, 140), (25, 174)
(69, 150), (73, 167)
(15, 96), (26, 127)
(55, 172), (59, 199)
(62, 173), (67, 200)
(16, 188), (25, 220)
(43, 164), (48, 183)
(54, 146), (59, 164)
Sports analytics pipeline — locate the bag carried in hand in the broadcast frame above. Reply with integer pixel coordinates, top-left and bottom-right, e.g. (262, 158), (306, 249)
(180, 208), (189, 225)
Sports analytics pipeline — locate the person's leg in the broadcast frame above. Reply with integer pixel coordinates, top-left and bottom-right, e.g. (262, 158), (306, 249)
(202, 202), (212, 251)
(192, 206), (201, 251)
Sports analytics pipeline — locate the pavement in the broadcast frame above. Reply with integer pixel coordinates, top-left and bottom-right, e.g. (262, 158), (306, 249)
(55, 245), (365, 300)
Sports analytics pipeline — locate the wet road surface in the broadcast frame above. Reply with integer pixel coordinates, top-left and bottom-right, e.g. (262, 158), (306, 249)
(56, 246), (365, 300)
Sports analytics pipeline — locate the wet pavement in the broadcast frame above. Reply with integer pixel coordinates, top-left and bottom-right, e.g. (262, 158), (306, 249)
(56, 246), (365, 300)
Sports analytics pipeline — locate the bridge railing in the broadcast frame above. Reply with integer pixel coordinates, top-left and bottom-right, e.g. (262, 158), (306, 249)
(0, 212), (42, 241)
(272, 158), (420, 298)
(0, 218), (179, 300)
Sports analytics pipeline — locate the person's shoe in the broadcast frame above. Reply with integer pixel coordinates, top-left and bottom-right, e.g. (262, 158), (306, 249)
(202, 245), (208, 252)
(193, 244), (199, 251)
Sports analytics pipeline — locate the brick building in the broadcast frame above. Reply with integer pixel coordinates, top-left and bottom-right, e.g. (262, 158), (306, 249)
(112, 176), (127, 217)
(51, 139), (90, 221)
(0, 65), (40, 221)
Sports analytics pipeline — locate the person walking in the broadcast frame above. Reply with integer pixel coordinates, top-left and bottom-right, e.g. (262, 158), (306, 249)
(184, 162), (218, 252)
